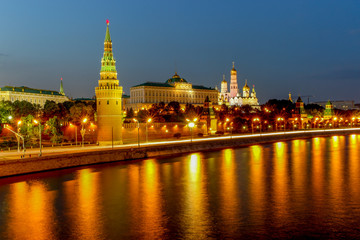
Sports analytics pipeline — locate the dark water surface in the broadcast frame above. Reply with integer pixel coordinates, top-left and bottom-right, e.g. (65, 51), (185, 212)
(1, 135), (360, 239)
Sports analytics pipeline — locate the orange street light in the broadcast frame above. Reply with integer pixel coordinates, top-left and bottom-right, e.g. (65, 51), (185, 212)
(33, 119), (42, 156)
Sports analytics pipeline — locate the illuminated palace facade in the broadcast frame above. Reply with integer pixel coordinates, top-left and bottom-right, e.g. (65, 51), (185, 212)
(0, 78), (69, 106)
(126, 72), (219, 110)
(218, 63), (259, 108)
(95, 20), (123, 145)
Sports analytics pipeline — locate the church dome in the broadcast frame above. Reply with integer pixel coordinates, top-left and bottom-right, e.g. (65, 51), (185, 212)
(243, 79), (250, 90)
(231, 62), (237, 74)
(165, 72), (188, 84)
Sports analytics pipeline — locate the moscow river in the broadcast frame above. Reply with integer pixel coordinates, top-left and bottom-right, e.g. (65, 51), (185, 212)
(1, 135), (360, 239)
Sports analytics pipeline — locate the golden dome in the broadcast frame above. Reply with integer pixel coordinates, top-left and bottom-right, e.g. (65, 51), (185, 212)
(231, 61), (237, 74)
(243, 79), (250, 90)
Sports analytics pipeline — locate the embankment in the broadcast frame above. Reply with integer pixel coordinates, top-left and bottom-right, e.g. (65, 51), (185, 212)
(1, 129), (359, 178)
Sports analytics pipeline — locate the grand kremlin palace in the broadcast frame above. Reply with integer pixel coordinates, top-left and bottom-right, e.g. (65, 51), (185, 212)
(0, 81), (69, 106)
(126, 72), (219, 110)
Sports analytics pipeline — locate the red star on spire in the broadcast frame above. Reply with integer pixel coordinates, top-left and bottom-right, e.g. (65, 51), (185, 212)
(61, 77), (63, 81)
(106, 19), (109, 25)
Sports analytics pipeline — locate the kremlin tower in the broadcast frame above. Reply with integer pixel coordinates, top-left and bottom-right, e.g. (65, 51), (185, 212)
(95, 20), (123, 145)
(229, 62), (238, 98)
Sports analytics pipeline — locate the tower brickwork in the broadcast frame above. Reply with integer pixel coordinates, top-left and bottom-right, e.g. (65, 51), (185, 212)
(95, 20), (123, 145)
(229, 62), (238, 98)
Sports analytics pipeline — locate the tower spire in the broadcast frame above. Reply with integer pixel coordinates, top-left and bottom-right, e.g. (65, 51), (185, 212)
(100, 19), (117, 80)
(105, 19), (111, 41)
(59, 77), (65, 95)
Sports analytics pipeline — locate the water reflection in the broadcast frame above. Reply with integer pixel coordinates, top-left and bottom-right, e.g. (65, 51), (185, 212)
(6, 181), (56, 240)
(182, 153), (211, 239)
(220, 149), (239, 235)
(64, 169), (104, 240)
(1, 135), (360, 239)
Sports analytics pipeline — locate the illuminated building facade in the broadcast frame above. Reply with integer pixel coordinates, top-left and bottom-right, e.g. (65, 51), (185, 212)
(95, 20), (123, 145)
(218, 63), (259, 108)
(0, 78), (69, 106)
(126, 72), (218, 110)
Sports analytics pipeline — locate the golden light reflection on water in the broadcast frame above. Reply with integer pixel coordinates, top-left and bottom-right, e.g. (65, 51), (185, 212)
(220, 149), (239, 233)
(249, 145), (265, 224)
(139, 159), (165, 238)
(312, 137), (325, 201)
(273, 141), (289, 220)
(349, 135), (360, 200)
(64, 169), (104, 240)
(292, 139), (307, 196)
(182, 153), (211, 239)
(6, 181), (56, 240)
(329, 136), (345, 208)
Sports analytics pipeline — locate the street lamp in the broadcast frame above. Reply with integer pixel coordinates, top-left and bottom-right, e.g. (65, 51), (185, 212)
(252, 118), (261, 134)
(188, 122), (195, 142)
(70, 123), (78, 146)
(146, 118), (152, 143)
(81, 118), (87, 147)
(33, 119), (42, 156)
(4, 125), (25, 157)
(133, 118), (140, 147)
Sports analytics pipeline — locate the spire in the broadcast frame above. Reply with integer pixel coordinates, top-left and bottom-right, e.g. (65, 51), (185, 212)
(222, 74), (226, 83)
(232, 61), (235, 69)
(59, 77), (65, 95)
(105, 19), (111, 42)
(288, 92), (293, 102)
(100, 19), (117, 80)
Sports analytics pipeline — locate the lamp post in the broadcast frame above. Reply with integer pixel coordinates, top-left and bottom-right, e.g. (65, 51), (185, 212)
(146, 118), (152, 143)
(252, 118), (260, 134)
(16, 120), (22, 152)
(4, 125), (25, 157)
(33, 119), (42, 156)
(188, 122), (195, 143)
(133, 118), (140, 147)
(81, 118), (87, 147)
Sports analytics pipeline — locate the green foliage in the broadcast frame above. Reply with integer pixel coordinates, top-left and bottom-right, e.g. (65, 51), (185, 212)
(45, 116), (63, 143)
(18, 115), (38, 145)
(0, 101), (14, 123)
(69, 102), (95, 124)
(12, 100), (40, 119)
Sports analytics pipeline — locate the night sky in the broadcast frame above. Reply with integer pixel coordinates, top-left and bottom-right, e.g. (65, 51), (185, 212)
(0, 0), (359, 104)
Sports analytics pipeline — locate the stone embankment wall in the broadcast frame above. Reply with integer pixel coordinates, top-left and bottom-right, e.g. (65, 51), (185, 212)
(1, 129), (359, 178)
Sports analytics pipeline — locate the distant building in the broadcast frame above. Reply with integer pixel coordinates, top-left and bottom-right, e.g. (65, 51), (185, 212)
(313, 100), (358, 110)
(126, 72), (218, 111)
(0, 78), (69, 106)
(324, 100), (335, 119)
(218, 62), (259, 108)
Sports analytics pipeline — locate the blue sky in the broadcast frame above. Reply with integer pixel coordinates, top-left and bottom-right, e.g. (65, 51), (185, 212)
(0, 0), (359, 103)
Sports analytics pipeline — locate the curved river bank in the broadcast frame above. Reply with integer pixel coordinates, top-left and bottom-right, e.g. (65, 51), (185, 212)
(1, 134), (360, 239)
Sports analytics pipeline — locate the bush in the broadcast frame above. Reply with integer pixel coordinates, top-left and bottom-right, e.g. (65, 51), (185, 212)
(173, 133), (181, 139)
(197, 133), (204, 137)
(215, 131), (224, 135)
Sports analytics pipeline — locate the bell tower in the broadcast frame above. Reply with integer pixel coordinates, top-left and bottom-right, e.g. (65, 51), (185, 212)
(229, 62), (238, 98)
(95, 20), (123, 145)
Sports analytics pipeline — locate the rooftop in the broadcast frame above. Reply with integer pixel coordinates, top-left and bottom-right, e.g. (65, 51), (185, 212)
(0, 86), (63, 96)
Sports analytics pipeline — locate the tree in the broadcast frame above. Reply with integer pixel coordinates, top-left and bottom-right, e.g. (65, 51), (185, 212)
(12, 100), (38, 119)
(0, 101), (13, 123)
(127, 108), (135, 118)
(46, 116), (63, 143)
(18, 115), (38, 145)
(69, 102), (95, 124)
(43, 100), (60, 120)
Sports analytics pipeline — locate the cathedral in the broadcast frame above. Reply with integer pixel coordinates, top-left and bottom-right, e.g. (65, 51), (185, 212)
(218, 63), (259, 108)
